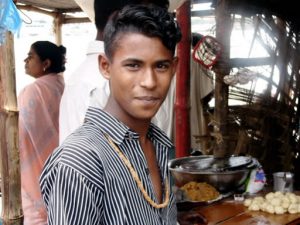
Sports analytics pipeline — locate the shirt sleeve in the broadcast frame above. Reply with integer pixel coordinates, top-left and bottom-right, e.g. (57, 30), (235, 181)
(43, 164), (103, 225)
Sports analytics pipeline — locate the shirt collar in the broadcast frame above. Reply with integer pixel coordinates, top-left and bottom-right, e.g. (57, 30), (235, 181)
(85, 107), (173, 148)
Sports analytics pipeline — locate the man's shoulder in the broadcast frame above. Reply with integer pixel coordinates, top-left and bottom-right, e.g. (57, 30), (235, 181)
(46, 126), (107, 179)
(61, 125), (106, 157)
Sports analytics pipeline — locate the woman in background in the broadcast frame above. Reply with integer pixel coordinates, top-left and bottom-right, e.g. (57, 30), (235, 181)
(18, 41), (66, 225)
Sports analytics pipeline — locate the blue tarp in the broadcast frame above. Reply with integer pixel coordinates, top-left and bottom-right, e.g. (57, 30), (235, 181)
(0, 0), (22, 44)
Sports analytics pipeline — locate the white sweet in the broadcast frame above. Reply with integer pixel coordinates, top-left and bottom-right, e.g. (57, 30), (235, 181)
(265, 204), (275, 214)
(281, 196), (291, 209)
(260, 202), (268, 212)
(274, 206), (286, 214)
(274, 191), (284, 198)
(270, 197), (281, 206)
(288, 204), (298, 214)
(243, 192), (300, 215)
(265, 192), (275, 201)
(249, 203), (260, 211)
(253, 196), (264, 203)
(287, 194), (298, 204)
(285, 192), (295, 198)
(244, 199), (252, 207)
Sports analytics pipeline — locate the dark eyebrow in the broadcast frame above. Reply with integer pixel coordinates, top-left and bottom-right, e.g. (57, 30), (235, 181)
(123, 58), (172, 64)
(123, 58), (143, 64)
(156, 59), (172, 64)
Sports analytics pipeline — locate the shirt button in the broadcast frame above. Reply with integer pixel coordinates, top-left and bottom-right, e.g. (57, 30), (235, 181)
(129, 133), (134, 139)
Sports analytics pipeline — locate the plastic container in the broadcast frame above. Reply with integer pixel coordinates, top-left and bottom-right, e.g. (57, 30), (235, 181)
(273, 172), (294, 192)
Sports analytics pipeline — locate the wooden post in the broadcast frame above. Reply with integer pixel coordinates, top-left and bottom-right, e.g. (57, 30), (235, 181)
(54, 12), (63, 45)
(213, 0), (231, 158)
(0, 31), (23, 225)
(175, 0), (191, 158)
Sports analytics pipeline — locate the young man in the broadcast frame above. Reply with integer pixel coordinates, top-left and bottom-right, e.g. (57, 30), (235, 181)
(40, 4), (181, 225)
(59, 0), (171, 144)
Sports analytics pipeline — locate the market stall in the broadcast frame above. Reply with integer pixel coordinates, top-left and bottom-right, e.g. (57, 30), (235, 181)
(1, 0), (300, 224)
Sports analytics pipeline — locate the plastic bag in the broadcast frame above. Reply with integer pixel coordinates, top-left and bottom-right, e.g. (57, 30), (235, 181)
(245, 166), (267, 194)
(0, 0), (22, 44)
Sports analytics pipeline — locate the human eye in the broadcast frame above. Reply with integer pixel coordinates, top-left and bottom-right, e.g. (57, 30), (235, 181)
(27, 53), (33, 60)
(125, 62), (140, 71)
(156, 62), (170, 71)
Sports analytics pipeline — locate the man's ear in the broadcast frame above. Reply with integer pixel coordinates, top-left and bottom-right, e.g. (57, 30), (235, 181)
(98, 54), (110, 80)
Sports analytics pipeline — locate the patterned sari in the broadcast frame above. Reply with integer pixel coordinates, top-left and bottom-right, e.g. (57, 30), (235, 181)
(18, 73), (64, 225)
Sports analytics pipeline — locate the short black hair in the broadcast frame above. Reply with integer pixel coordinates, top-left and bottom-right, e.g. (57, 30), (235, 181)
(94, 0), (169, 32)
(103, 4), (182, 60)
(31, 41), (66, 73)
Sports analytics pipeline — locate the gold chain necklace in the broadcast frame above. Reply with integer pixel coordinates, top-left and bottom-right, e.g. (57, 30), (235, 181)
(104, 133), (170, 209)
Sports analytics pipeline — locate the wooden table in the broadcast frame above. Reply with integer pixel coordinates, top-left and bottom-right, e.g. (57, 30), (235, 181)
(177, 193), (300, 225)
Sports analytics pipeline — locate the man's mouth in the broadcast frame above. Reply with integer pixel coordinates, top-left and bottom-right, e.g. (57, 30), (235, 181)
(136, 96), (159, 101)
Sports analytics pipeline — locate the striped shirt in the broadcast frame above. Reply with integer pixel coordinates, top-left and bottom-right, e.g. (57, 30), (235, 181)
(40, 107), (177, 225)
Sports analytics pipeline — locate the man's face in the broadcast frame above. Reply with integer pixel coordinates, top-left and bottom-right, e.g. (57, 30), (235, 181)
(99, 33), (177, 122)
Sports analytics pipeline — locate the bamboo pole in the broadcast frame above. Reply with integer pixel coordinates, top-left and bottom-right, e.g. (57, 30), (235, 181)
(0, 31), (23, 225)
(54, 12), (63, 46)
(213, 0), (231, 158)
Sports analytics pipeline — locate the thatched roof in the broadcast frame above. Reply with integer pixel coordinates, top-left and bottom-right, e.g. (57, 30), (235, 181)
(15, 0), (186, 13)
(222, 0), (300, 31)
(16, 0), (90, 23)
(16, 0), (80, 11)
(15, 0), (300, 31)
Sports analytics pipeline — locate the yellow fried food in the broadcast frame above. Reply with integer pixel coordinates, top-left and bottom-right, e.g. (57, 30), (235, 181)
(180, 181), (220, 202)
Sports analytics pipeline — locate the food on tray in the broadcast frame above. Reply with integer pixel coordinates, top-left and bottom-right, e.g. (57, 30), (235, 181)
(244, 191), (300, 214)
(180, 181), (220, 202)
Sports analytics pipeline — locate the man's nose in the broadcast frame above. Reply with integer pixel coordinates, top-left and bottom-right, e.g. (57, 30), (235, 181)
(140, 69), (157, 89)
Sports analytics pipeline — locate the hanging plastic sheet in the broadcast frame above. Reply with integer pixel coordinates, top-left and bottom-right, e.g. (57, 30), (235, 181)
(0, 0), (22, 45)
